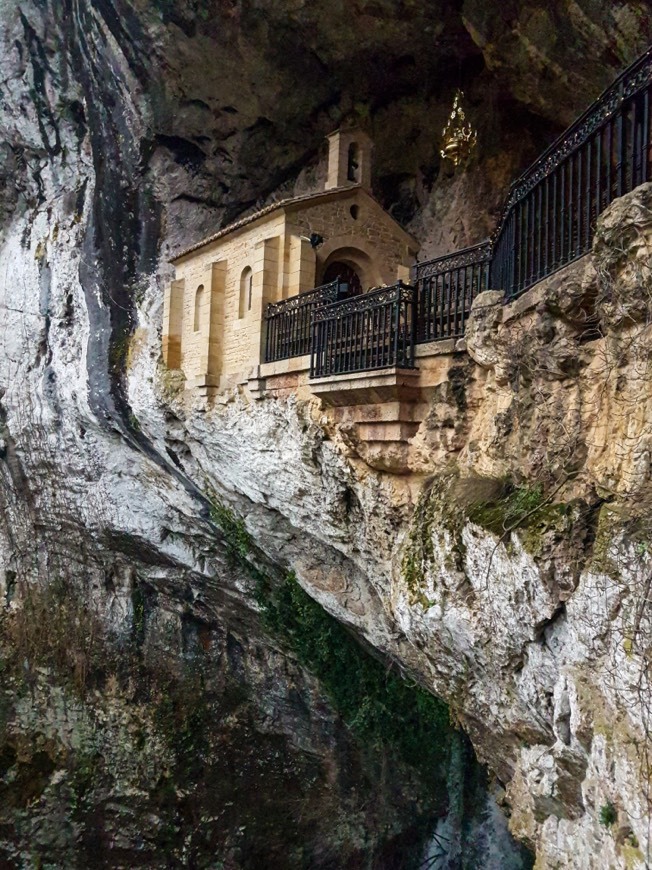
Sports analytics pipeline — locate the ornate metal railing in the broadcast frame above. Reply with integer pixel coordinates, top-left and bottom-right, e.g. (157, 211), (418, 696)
(414, 241), (491, 343)
(264, 279), (346, 363)
(310, 282), (416, 379)
(265, 48), (652, 377)
(492, 46), (652, 300)
(414, 46), (652, 330)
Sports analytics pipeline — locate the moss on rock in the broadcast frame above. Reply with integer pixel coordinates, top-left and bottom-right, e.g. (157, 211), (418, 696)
(401, 469), (590, 604)
(255, 571), (450, 783)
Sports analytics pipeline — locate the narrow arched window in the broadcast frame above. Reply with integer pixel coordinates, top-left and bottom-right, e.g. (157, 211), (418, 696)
(239, 267), (253, 318)
(193, 284), (204, 331)
(347, 142), (360, 182)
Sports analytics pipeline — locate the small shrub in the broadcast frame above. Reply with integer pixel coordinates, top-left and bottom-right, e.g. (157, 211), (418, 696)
(466, 483), (545, 537)
(599, 801), (617, 827)
(209, 500), (253, 566)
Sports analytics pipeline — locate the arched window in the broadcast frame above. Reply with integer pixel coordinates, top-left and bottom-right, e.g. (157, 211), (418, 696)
(193, 284), (204, 332)
(347, 142), (360, 183)
(239, 267), (253, 318)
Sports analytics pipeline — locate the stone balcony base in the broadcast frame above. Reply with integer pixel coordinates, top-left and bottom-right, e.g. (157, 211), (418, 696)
(249, 347), (462, 471)
(309, 367), (421, 406)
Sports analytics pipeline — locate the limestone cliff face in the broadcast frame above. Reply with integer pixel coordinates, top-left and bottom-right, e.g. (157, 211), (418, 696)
(1, 0), (652, 866)
(134, 185), (652, 869)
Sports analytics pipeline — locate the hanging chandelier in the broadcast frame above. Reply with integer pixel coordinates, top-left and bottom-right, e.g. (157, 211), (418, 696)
(440, 90), (477, 167)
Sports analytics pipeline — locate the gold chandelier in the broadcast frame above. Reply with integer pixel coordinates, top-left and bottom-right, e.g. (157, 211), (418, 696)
(440, 90), (477, 167)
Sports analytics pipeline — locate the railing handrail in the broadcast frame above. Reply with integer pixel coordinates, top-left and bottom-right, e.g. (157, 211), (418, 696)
(310, 281), (416, 378)
(414, 240), (492, 280)
(493, 46), (652, 242)
(265, 279), (342, 319)
(312, 281), (414, 323)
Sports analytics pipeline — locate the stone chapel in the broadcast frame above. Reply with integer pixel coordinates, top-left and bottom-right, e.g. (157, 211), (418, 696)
(163, 128), (418, 393)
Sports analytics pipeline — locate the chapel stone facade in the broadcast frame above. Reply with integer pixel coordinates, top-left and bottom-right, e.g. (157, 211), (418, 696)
(163, 128), (418, 394)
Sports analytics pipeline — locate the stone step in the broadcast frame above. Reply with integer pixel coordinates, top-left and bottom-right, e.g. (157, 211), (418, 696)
(356, 421), (420, 443)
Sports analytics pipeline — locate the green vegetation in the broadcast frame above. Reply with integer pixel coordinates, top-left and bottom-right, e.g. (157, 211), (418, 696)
(400, 471), (583, 607)
(131, 583), (146, 645)
(208, 496), (451, 778)
(209, 498), (257, 569)
(466, 482), (545, 536)
(401, 471), (468, 605)
(206, 496), (451, 776)
(256, 572), (450, 777)
(466, 480), (580, 558)
(599, 800), (618, 827)
(590, 500), (652, 577)
(108, 328), (131, 376)
(401, 480), (439, 597)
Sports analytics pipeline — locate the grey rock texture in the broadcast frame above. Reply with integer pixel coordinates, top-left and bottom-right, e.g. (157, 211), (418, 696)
(1, 0), (652, 867)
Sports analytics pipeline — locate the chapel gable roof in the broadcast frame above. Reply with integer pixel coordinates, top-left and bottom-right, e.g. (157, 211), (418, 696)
(170, 185), (417, 262)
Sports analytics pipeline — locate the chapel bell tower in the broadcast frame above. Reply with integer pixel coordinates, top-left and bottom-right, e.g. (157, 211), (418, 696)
(325, 128), (373, 192)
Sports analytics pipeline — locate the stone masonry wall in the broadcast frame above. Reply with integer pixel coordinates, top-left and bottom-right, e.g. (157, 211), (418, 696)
(291, 189), (416, 287)
(168, 190), (416, 390)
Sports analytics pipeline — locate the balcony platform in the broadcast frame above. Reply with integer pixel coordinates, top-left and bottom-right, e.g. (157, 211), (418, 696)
(309, 367), (420, 406)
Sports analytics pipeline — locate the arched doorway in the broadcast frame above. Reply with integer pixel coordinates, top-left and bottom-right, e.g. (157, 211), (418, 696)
(322, 261), (362, 296)
(318, 241), (384, 292)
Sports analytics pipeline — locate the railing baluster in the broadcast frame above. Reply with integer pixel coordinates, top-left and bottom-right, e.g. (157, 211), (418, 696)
(347, 306), (353, 372)
(559, 161), (565, 267)
(543, 175), (550, 276)
(535, 182), (542, 283)
(393, 297), (400, 366)
(450, 269), (457, 336)
(576, 147), (582, 258)
(355, 310), (361, 372)
(550, 167), (557, 271)
(584, 138), (592, 252)
(528, 188), (535, 286)
(460, 267), (467, 334)
(643, 88), (650, 183)
(617, 83), (625, 198)
(513, 202), (520, 294)
(596, 125), (603, 216)
(508, 211), (516, 298)
(632, 95), (639, 188)
(606, 118), (613, 207)
(569, 152), (576, 260)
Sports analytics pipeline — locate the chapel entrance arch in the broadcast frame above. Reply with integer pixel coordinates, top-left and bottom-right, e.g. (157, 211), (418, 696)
(322, 261), (362, 295)
(318, 244), (382, 294)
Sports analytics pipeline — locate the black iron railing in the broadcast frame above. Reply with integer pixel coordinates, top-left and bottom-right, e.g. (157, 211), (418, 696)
(493, 46), (652, 300)
(264, 279), (345, 363)
(414, 241), (491, 343)
(414, 46), (652, 327)
(264, 48), (652, 378)
(310, 282), (416, 379)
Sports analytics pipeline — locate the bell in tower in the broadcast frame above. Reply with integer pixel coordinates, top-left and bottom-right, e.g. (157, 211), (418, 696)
(325, 128), (373, 192)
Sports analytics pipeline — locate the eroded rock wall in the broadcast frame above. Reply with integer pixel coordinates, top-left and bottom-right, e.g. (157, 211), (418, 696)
(132, 184), (652, 868)
(2, 0), (652, 867)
